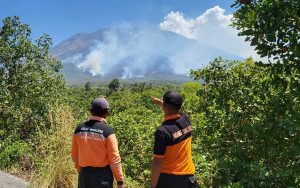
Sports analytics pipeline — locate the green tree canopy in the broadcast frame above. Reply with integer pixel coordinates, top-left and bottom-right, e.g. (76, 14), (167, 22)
(191, 57), (300, 186)
(85, 81), (92, 91)
(232, 0), (300, 63)
(0, 16), (64, 140)
(108, 78), (120, 92)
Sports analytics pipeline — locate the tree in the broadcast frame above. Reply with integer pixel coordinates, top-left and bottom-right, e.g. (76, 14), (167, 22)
(108, 78), (120, 92)
(232, 0), (300, 63)
(0, 16), (64, 141)
(191, 57), (300, 186)
(85, 81), (92, 91)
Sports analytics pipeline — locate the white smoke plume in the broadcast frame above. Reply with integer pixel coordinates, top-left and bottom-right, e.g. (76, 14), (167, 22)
(74, 26), (240, 78)
(77, 27), (176, 78)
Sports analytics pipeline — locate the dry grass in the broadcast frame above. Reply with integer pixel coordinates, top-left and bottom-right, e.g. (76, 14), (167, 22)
(30, 106), (77, 188)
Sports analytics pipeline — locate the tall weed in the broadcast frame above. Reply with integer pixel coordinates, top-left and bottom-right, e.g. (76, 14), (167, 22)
(30, 106), (77, 188)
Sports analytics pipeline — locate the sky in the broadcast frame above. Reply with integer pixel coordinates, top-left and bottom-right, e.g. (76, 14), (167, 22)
(0, 0), (236, 45)
(0, 0), (261, 75)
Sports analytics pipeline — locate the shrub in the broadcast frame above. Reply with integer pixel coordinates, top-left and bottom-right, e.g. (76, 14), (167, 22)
(191, 57), (300, 186)
(0, 136), (32, 169)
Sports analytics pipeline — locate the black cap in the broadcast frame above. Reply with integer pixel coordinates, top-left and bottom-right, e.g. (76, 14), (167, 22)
(163, 91), (183, 106)
(90, 97), (110, 110)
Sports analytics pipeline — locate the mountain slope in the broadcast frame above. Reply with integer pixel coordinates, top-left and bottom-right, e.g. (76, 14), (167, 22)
(51, 27), (242, 84)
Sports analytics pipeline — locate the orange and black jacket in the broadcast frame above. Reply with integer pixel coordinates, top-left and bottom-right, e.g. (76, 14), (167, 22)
(71, 116), (124, 181)
(153, 113), (195, 175)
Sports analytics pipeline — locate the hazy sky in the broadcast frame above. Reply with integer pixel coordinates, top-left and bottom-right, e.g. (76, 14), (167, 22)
(0, 0), (235, 45)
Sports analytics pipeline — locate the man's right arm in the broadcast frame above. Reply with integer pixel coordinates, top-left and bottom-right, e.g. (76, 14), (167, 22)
(152, 97), (163, 108)
(151, 129), (167, 188)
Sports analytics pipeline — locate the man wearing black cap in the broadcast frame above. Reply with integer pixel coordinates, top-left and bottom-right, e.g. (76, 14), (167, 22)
(71, 97), (124, 188)
(151, 91), (198, 188)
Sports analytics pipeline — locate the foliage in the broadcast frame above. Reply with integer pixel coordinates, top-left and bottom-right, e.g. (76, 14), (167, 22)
(232, 0), (300, 63)
(109, 78), (120, 93)
(126, 82), (153, 92)
(0, 16), (65, 177)
(191, 57), (300, 186)
(0, 135), (31, 169)
(0, 16), (65, 143)
(181, 81), (201, 113)
(84, 81), (92, 91)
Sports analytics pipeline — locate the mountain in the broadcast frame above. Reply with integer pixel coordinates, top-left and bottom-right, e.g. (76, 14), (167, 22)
(50, 27), (242, 84)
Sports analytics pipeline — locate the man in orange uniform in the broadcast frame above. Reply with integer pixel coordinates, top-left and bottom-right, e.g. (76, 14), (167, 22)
(71, 97), (124, 188)
(151, 91), (198, 188)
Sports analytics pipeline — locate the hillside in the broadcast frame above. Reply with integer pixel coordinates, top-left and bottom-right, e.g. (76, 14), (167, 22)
(50, 27), (242, 84)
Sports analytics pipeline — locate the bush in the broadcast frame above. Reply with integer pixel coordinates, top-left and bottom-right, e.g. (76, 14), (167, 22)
(0, 136), (32, 169)
(191, 57), (300, 186)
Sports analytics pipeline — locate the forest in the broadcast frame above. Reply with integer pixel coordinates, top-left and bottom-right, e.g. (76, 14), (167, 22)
(0, 0), (299, 187)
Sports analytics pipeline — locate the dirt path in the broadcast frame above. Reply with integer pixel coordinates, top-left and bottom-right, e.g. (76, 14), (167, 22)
(0, 171), (29, 188)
